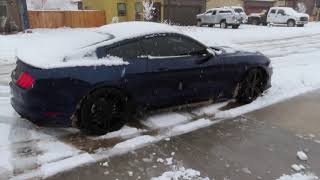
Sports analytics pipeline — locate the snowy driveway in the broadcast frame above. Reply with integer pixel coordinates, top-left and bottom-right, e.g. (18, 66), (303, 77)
(0, 23), (320, 179)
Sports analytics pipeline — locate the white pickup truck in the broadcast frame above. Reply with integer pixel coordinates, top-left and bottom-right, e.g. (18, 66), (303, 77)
(196, 7), (242, 29)
(267, 7), (309, 27)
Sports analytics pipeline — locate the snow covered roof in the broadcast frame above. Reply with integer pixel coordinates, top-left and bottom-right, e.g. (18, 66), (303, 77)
(17, 22), (181, 69)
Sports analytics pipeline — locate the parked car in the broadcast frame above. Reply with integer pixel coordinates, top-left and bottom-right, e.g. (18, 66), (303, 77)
(267, 7), (309, 27)
(196, 7), (242, 29)
(10, 22), (272, 135)
(248, 10), (268, 26)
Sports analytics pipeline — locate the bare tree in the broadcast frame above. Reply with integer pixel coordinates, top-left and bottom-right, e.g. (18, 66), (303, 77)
(296, 2), (307, 13)
(142, 0), (155, 21)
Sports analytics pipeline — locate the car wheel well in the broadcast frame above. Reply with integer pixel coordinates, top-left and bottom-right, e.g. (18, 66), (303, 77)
(235, 67), (268, 103)
(72, 86), (133, 128)
(220, 19), (226, 23)
(238, 67), (268, 91)
(287, 19), (296, 26)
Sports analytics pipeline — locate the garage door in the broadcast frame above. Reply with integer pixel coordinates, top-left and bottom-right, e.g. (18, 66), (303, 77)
(164, 5), (202, 26)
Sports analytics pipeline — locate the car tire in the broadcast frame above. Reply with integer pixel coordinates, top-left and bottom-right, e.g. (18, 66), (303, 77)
(287, 19), (296, 27)
(237, 69), (265, 104)
(252, 19), (259, 25)
(220, 20), (227, 29)
(232, 25), (240, 29)
(78, 88), (133, 135)
(197, 20), (202, 27)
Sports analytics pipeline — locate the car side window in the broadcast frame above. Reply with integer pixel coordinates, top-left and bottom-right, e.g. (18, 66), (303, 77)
(106, 41), (142, 59)
(270, 9), (276, 14)
(205, 10), (213, 14)
(277, 9), (285, 15)
(212, 10), (217, 15)
(219, 10), (232, 14)
(140, 35), (206, 58)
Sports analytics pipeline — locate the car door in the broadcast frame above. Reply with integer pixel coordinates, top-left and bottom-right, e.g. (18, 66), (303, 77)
(276, 9), (286, 24)
(96, 39), (151, 105)
(203, 10), (213, 24)
(267, 9), (277, 23)
(140, 34), (214, 107)
(210, 10), (218, 24)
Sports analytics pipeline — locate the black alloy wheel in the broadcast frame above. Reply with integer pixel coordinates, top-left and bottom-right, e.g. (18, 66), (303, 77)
(78, 88), (132, 135)
(237, 69), (265, 104)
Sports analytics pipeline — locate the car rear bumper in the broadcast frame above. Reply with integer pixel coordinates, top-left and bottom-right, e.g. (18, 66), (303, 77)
(10, 82), (74, 126)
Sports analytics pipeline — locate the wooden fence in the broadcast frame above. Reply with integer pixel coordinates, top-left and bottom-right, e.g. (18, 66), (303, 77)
(28, 10), (106, 29)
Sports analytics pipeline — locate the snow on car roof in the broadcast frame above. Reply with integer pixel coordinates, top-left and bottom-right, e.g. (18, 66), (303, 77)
(97, 21), (179, 41)
(17, 22), (180, 69)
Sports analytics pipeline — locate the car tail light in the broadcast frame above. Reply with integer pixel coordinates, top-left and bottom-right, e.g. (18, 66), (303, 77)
(16, 72), (34, 89)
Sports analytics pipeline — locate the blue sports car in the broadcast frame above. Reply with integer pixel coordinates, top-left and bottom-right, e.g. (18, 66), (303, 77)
(10, 22), (272, 135)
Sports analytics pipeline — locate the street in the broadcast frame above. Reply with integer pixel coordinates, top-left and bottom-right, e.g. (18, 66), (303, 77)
(48, 89), (320, 180)
(1, 23), (320, 179)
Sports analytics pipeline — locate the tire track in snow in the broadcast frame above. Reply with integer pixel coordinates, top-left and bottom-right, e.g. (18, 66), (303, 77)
(235, 33), (320, 59)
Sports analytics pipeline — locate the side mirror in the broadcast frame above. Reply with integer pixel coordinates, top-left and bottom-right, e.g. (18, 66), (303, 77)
(195, 50), (214, 64)
(206, 48), (216, 56)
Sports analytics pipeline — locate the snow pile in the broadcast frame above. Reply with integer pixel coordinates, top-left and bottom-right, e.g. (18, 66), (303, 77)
(142, 112), (192, 129)
(170, 118), (214, 135)
(277, 173), (319, 180)
(113, 135), (156, 150)
(92, 126), (144, 140)
(40, 153), (94, 178)
(291, 164), (306, 172)
(151, 167), (209, 180)
(297, 151), (308, 161)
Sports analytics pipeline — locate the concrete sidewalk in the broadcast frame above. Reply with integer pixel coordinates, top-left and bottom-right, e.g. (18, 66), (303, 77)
(48, 90), (320, 180)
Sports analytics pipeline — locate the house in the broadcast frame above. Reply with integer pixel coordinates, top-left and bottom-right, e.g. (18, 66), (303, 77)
(206, 0), (244, 9)
(82, 0), (206, 25)
(0, 0), (28, 33)
(82, 0), (164, 23)
(277, 0), (317, 16)
(244, 0), (276, 14)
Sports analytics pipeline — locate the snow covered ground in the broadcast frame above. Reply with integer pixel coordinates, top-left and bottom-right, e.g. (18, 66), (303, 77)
(0, 22), (320, 179)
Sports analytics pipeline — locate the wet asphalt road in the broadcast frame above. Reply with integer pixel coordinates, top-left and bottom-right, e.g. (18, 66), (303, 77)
(47, 90), (320, 180)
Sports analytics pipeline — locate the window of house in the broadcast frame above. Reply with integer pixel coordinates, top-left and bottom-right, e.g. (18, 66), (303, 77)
(117, 3), (127, 16)
(135, 2), (142, 20)
(0, 5), (7, 17)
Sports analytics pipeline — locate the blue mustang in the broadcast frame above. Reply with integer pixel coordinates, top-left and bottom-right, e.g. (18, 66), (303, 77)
(10, 22), (272, 135)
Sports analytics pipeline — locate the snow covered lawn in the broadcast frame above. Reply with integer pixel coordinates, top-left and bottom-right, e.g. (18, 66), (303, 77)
(0, 22), (320, 179)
